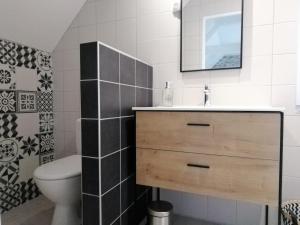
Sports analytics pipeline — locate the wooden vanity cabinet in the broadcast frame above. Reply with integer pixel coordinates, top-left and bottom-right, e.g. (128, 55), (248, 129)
(135, 111), (283, 207)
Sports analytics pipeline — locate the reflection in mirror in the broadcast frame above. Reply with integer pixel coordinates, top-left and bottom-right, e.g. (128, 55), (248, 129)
(181, 0), (243, 72)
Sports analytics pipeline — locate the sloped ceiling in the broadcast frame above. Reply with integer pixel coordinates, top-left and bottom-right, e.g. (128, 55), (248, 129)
(0, 0), (86, 52)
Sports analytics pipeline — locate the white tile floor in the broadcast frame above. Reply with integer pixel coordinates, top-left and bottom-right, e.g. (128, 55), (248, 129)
(1, 195), (54, 225)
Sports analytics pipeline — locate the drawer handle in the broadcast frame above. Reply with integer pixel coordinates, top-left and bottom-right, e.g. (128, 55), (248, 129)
(187, 123), (210, 127)
(187, 163), (210, 169)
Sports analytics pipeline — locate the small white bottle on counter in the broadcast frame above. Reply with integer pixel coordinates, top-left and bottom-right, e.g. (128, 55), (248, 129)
(162, 81), (173, 107)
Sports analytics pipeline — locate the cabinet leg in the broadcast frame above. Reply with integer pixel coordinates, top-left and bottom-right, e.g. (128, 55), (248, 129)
(265, 205), (269, 225)
(156, 188), (160, 201)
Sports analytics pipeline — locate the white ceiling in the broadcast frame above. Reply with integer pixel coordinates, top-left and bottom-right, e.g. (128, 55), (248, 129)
(0, 0), (86, 52)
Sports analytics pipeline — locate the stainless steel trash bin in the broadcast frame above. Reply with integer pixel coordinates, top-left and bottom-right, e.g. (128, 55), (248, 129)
(148, 201), (173, 225)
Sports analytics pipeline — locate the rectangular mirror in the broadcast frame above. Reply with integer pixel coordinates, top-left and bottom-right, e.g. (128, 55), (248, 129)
(181, 0), (244, 72)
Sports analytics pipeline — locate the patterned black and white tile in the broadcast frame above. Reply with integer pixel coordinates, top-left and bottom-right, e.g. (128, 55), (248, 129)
(39, 132), (54, 155)
(0, 39), (17, 66)
(0, 114), (18, 138)
(39, 113), (54, 133)
(37, 69), (53, 92)
(0, 38), (54, 214)
(37, 91), (53, 112)
(0, 64), (16, 90)
(16, 45), (37, 69)
(0, 90), (17, 113)
(0, 183), (21, 214)
(17, 91), (37, 113)
(20, 178), (40, 204)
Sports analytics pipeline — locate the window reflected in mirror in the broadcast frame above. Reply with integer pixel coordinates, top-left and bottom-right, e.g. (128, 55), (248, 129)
(181, 0), (244, 72)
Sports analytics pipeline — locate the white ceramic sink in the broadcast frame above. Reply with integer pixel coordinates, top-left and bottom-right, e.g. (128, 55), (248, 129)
(132, 105), (285, 112)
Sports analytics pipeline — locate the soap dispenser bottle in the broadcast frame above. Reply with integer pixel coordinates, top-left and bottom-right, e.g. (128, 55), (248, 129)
(162, 81), (173, 107)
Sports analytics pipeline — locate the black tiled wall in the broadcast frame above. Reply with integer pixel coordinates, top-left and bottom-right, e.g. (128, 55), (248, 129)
(81, 42), (153, 225)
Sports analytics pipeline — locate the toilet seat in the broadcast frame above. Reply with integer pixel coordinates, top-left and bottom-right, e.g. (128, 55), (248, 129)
(34, 155), (81, 180)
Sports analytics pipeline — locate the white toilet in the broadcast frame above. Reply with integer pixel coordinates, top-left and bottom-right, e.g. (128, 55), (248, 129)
(34, 120), (82, 225)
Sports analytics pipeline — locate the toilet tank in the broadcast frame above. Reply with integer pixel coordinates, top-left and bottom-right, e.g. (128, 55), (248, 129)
(76, 119), (81, 154)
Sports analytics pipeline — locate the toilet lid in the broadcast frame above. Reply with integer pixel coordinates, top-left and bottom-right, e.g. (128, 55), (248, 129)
(34, 155), (81, 180)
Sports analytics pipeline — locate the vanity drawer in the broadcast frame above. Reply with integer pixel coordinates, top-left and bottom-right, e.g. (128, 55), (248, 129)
(136, 111), (281, 160)
(136, 148), (279, 205)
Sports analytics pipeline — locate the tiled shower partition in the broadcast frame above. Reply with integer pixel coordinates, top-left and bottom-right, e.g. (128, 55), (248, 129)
(80, 42), (153, 225)
(0, 38), (54, 213)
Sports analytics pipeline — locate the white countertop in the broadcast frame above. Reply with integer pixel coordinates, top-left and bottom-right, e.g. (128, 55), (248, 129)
(132, 105), (285, 112)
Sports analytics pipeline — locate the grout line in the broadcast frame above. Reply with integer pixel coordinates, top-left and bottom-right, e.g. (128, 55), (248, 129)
(82, 192), (100, 198)
(97, 41), (102, 225)
(119, 52), (122, 225)
(270, 0), (276, 107)
(81, 118), (98, 120)
(82, 155), (98, 160)
(99, 79), (152, 90)
(80, 79), (98, 82)
(100, 115), (134, 121)
(101, 148), (121, 160)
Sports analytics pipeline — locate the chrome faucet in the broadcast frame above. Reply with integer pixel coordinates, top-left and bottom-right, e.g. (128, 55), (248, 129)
(204, 85), (210, 106)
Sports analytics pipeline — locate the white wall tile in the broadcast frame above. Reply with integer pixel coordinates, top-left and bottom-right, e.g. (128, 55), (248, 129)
(182, 87), (204, 106)
(52, 51), (64, 71)
(63, 49), (80, 70)
(156, 37), (180, 64)
(137, 0), (174, 15)
(116, 0), (136, 20)
(251, 0), (274, 26)
(64, 111), (80, 132)
(54, 130), (65, 159)
(61, 28), (79, 50)
(180, 71), (210, 88)
(53, 70), (64, 91)
(284, 116), (300, 146)
(240, 56), (272, 85)
(153, 63), (181, 89)
(272, 54), (297, 85)
(251, 25), (273, 56)
(17, 114), (39, 138)
(96, 0), (116, 23)
(63, 91), (81, 112)
(53, 91), (64, 112)
(54, 112), (64, 131)
(97, 21), (117, 47)
(116, 18), (137, 56)
(153, 87), (183, 106)
(272, 85), (298, 115)
(283, 146), (300, 177)
(79, 25), (97, 44)
(78, 2), (97, 26)
(177, 193), (207, 220)
(207, 197), (236, 225)
(210, 69), (240, 85)
(137, 14), (161, 42)
(211, 84), (271, 106)
(64, 131), (77, 155)
(63, 70), (80, 91)
(274, 0), (297, 23)
(273, 22), (297, 54)
(283, 176), (300, 200)
(236, 201), (263, 225)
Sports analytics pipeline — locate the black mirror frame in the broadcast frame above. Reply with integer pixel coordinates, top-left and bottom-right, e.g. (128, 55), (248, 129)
(180, 0), (245, 73)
